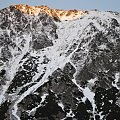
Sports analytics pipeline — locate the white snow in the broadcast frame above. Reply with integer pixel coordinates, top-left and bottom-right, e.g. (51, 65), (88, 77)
(12, 105), (21, 120)
(88, 78), (97, 84)
(0, 95), (5, 105)
(0, 10), (120, 120)
(83, 87), (95, 103)
(58, 102), (64, 110)
(112, 72), (120, 89)
(99, 112), (104, 119)
(83, 87), (96, 119)
(66, 109), (75, 118)
(98, 44), (107, 50)
(0, 34), (32, 106)
(10, 19), (83, 119)
(28, 93), (48, 115)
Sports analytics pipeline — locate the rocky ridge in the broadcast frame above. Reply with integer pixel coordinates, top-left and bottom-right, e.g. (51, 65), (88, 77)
(15, 4), (87, 21)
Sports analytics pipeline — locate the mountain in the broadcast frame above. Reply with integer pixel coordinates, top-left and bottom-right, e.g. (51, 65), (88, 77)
(0, 4), (120, 120)
(15, 4), (87, 21)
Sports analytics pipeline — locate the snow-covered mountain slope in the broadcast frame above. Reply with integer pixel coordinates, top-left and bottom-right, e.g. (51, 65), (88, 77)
(0, 5), (120, 120)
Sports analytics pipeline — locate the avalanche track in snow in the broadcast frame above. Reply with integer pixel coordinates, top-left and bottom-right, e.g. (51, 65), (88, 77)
(10, 21), (83, 120)
(0, 6), (120, 120)
(8, 18), (86, 120)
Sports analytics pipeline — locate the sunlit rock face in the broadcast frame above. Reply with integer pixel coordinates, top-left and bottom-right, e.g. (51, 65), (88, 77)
(0, 4), (120, 120)
(15, 4), (87, 21)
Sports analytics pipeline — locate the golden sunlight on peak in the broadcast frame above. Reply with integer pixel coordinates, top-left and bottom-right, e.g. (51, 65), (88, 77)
(15, 4), (88, 21)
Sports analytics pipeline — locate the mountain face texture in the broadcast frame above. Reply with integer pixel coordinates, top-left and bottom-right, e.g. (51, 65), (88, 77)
(0, 5), (120, 120)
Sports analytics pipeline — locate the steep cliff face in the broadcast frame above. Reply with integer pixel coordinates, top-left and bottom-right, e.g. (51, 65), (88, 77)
(0, 5), (120, 120)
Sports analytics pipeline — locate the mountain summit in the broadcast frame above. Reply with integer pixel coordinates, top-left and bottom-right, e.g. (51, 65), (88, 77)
(0, 4), (120, 120)
(15, 4), (87, 21)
